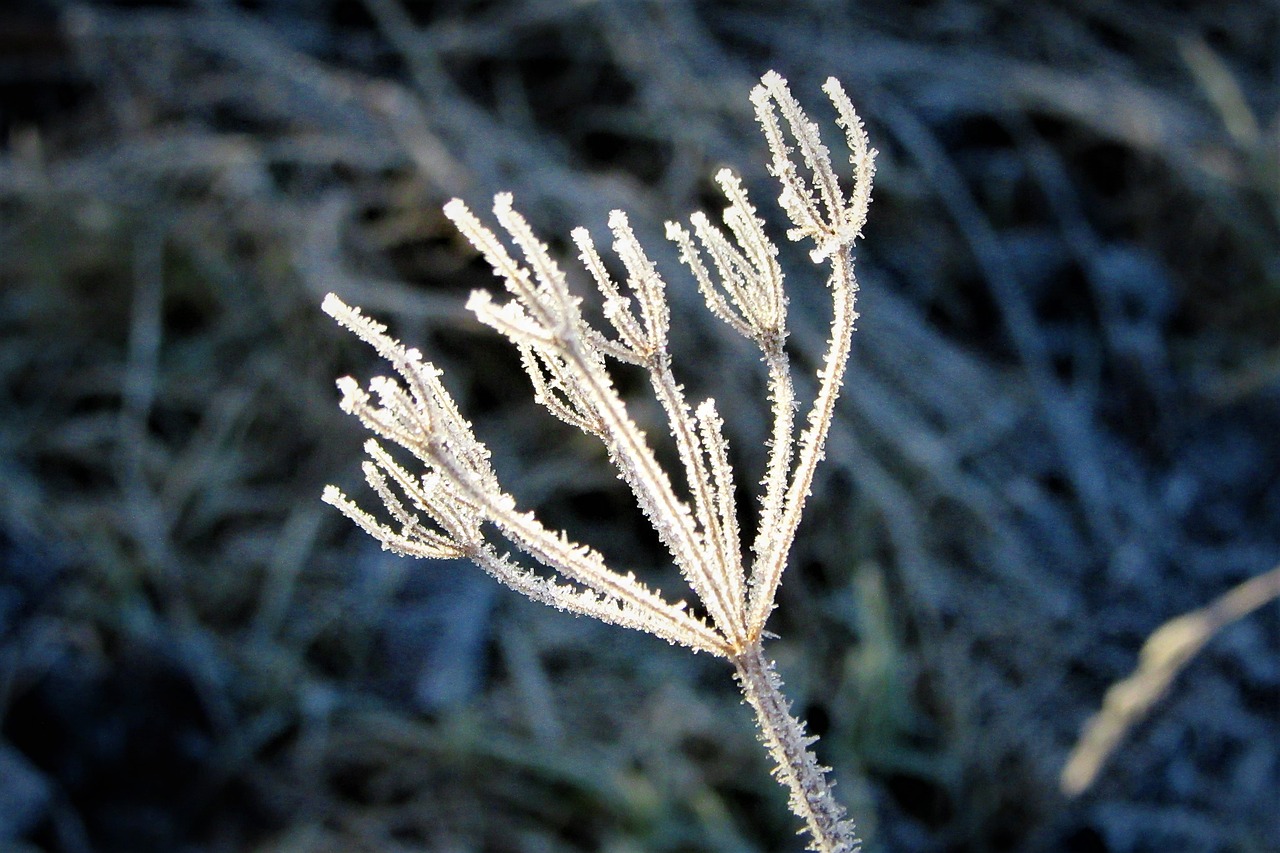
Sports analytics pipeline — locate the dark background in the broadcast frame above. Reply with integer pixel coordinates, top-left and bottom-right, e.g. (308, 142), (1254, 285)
(1, 1), (1278, 851)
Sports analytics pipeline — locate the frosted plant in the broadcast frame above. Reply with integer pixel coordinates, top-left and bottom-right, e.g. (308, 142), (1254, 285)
(323, 71), (874, 852)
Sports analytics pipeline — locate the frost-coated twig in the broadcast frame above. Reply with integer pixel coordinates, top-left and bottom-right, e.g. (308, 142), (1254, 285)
(323, 71), (874, 852)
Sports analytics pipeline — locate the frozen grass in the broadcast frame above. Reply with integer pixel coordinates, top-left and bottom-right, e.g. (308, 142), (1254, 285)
(0, 1), (1277, 851)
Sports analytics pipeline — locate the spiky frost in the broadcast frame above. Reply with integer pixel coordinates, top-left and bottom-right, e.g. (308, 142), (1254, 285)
(324, 72), (874, 853)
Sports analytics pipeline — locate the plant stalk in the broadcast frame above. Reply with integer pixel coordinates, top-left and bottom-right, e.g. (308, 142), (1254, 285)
(732, 641), (860, 852)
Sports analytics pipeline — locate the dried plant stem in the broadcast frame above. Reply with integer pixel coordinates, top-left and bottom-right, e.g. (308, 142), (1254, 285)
(734, 641), (859, 852)
(748, 251), (858, 633)
(324, 72), (875, 850)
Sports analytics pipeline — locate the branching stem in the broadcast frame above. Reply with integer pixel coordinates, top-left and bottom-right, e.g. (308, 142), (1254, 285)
(323, 71), (875, 851)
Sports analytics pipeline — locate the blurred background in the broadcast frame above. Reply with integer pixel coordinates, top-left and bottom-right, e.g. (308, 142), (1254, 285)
(1, 1), (1278, 851)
